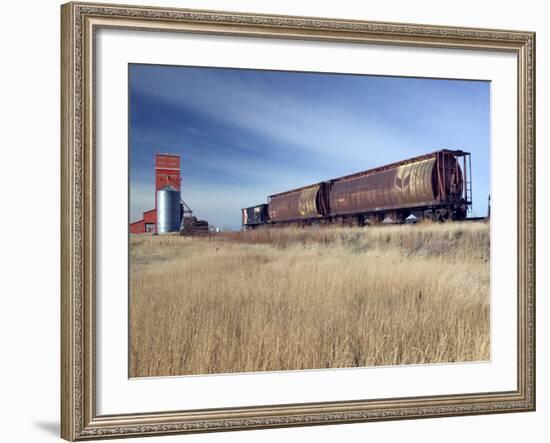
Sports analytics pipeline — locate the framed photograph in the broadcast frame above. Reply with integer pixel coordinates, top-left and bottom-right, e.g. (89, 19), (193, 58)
(61, 1), (536, 440)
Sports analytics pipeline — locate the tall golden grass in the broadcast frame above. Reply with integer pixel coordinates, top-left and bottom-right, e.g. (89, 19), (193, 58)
(129, 222), (490, 377)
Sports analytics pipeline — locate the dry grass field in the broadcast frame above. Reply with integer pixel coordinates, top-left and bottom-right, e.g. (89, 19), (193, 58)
(129, 222), (490, 377)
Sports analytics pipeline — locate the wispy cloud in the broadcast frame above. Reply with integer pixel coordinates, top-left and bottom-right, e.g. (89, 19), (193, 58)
(130, 67), (419, 165)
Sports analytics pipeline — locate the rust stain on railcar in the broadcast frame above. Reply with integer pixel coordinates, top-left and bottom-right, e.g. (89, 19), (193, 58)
(330, 158), (437, 215)
(440, 154), (464, 199)
(269, 184), (321, 221)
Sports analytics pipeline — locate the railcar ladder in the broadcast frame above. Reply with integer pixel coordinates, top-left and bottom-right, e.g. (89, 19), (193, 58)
(465, 178), (473, 204)
(464, 153), (473, 209)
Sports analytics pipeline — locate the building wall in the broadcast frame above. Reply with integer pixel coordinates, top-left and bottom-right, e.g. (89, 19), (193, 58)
(129, 220), (145, 234)
(143, 209), (157, 225)
(155, 154), (181, 192)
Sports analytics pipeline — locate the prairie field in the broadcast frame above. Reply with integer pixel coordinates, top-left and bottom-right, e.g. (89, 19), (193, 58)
(129, 222), (490, 377)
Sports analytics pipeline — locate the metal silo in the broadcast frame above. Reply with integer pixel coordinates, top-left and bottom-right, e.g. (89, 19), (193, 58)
(157, 185), (181, 234)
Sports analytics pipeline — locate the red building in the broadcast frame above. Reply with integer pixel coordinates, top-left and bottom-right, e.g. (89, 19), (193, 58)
(130, 154), (181, 234)
(129, 219), (145, 234)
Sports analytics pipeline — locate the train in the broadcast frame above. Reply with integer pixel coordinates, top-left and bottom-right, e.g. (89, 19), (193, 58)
(242, 149), (472, 228)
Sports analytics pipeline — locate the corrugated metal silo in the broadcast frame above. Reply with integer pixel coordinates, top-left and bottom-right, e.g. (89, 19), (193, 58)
(156, 185), (181, 234)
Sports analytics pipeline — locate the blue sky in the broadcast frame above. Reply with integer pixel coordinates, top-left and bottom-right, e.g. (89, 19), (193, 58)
(129, 64), (490, 230)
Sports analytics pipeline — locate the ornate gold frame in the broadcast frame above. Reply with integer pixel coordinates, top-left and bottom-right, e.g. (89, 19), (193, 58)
(61, 2), (536, 440)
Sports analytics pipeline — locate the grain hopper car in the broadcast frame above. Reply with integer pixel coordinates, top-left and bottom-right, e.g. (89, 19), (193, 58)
(242, 149), (472, 228)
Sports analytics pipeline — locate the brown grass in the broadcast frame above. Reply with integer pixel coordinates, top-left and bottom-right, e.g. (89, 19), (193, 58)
(129, 222), (490, 377)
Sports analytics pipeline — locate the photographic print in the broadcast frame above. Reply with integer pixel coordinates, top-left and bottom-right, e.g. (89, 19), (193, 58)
(128, 64), (491, 378)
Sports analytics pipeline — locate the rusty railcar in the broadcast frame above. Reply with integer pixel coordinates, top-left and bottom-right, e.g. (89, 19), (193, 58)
(267, 182), (330, 223)
(241, 149), (472, 229)
(329, 150), (471, 222)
